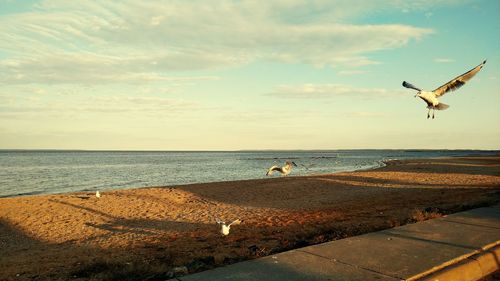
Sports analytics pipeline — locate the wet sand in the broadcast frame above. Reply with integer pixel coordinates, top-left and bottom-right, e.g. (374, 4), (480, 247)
(1, 156), (499, 280)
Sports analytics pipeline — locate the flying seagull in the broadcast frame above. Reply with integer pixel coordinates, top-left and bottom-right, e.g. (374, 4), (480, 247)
(402, 60), (486, 119)
(216, 218), (242, 236)
(266, 161), (297, 176)
(301, 163), (316, 171)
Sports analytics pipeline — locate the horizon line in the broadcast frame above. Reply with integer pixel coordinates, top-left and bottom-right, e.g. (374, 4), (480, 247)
(1, 148), (499, 153)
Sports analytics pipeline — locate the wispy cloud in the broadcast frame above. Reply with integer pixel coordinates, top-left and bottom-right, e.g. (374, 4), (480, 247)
(338, 70), (368, 75)
(394, 0), (469, 13)
(266, 84), (404, 99)
(0, 94), (201, 117)
(434, 58), (455, 63)
(0, 1), (434, 84)
(343, 111), (389, 118)
(0, 55), (221, 84)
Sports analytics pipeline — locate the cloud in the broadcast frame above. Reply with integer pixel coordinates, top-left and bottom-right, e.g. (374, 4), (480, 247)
(343, 111), (389, 118)
(0, 1), (434, 84)
(434, 58), (455, 63)
(266, 84), (404, 99)
(0, 54), (220, 84)
(0, 94), (201, 117)
(389, 0), (469, 13)
(338, 70), (368, 75)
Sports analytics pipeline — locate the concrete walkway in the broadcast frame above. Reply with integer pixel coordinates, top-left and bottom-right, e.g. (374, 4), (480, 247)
(171, 204), (500, 281)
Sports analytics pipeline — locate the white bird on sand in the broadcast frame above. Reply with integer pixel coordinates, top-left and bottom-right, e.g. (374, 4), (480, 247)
(266, 161), (298, 176)
(95, 191), (101, 198)
(216, 218), (242, 236)
(402, 60), (486, 119)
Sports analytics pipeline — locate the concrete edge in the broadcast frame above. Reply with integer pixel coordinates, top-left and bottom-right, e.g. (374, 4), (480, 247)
(413, 243), (500, 281)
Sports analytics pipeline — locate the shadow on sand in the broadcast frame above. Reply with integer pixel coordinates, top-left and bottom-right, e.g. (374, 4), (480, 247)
(1, 156), (499, 280)
(379, 156), (500, 176)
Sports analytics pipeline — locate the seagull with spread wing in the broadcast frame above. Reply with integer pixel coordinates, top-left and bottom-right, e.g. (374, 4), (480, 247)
(266, 161), (297, 176)
(216, 218), (242, 236)
(402, 60), (486, 119)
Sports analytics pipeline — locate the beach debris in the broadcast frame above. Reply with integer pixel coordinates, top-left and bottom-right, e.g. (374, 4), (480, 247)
(186, 256), (215, 272)
(402, 60), (486, 119)
(248, 245), (259, 254)
(223, 256), (246, 265)
(266, 161), (298, 176)
(216, 218), (242, 236)
(172, 266), (188, 276)
(95, 191), (101, 198)
(248, 245), (269, 257)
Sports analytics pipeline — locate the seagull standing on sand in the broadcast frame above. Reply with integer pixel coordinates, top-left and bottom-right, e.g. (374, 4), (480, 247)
(95, 191), (101, 198)
(216, 218), (242, 236)
(402, 60), (486, 119)
(266, 161), (298, 176)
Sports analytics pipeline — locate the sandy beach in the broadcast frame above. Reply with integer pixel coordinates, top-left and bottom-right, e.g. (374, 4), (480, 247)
(1, 155), (499, 281)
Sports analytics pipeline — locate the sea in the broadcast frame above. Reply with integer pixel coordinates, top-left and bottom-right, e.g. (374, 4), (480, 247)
(0, 149), (497, 198)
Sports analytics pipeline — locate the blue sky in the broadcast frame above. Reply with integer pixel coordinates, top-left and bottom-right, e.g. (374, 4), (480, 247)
(0, 0), (499, 150)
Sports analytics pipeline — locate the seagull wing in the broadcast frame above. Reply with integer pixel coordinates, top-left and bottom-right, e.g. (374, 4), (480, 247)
(228, 219), (242, 226)
(432, 60), (486, 97)
(402, 81), (422, 91)
(269, 166), (280, 171)
(266, 166), (280, 175)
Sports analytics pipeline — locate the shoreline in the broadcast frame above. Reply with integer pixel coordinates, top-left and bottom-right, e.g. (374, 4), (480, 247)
(1, 155), (499, 280)
(3, 152), (498, 199)
(2, 161), (386, 199)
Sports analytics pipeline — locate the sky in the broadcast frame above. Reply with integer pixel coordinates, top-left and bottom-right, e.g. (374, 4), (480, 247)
(0, 0), (499, 150)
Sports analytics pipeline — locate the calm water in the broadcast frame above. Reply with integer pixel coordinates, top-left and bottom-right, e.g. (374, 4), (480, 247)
(0, 150), (497, 198)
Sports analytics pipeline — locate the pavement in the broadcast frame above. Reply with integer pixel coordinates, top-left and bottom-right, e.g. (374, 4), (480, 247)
(170, 204), (500, 281)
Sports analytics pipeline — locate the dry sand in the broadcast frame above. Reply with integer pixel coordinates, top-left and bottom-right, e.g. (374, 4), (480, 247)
(1, 156), (499, 280)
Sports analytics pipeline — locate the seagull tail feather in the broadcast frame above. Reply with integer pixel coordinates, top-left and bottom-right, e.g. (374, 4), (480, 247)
(435, 103), (449, 110)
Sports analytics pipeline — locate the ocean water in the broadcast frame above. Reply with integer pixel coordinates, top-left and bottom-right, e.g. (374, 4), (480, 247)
(0, 150), (497, 198)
